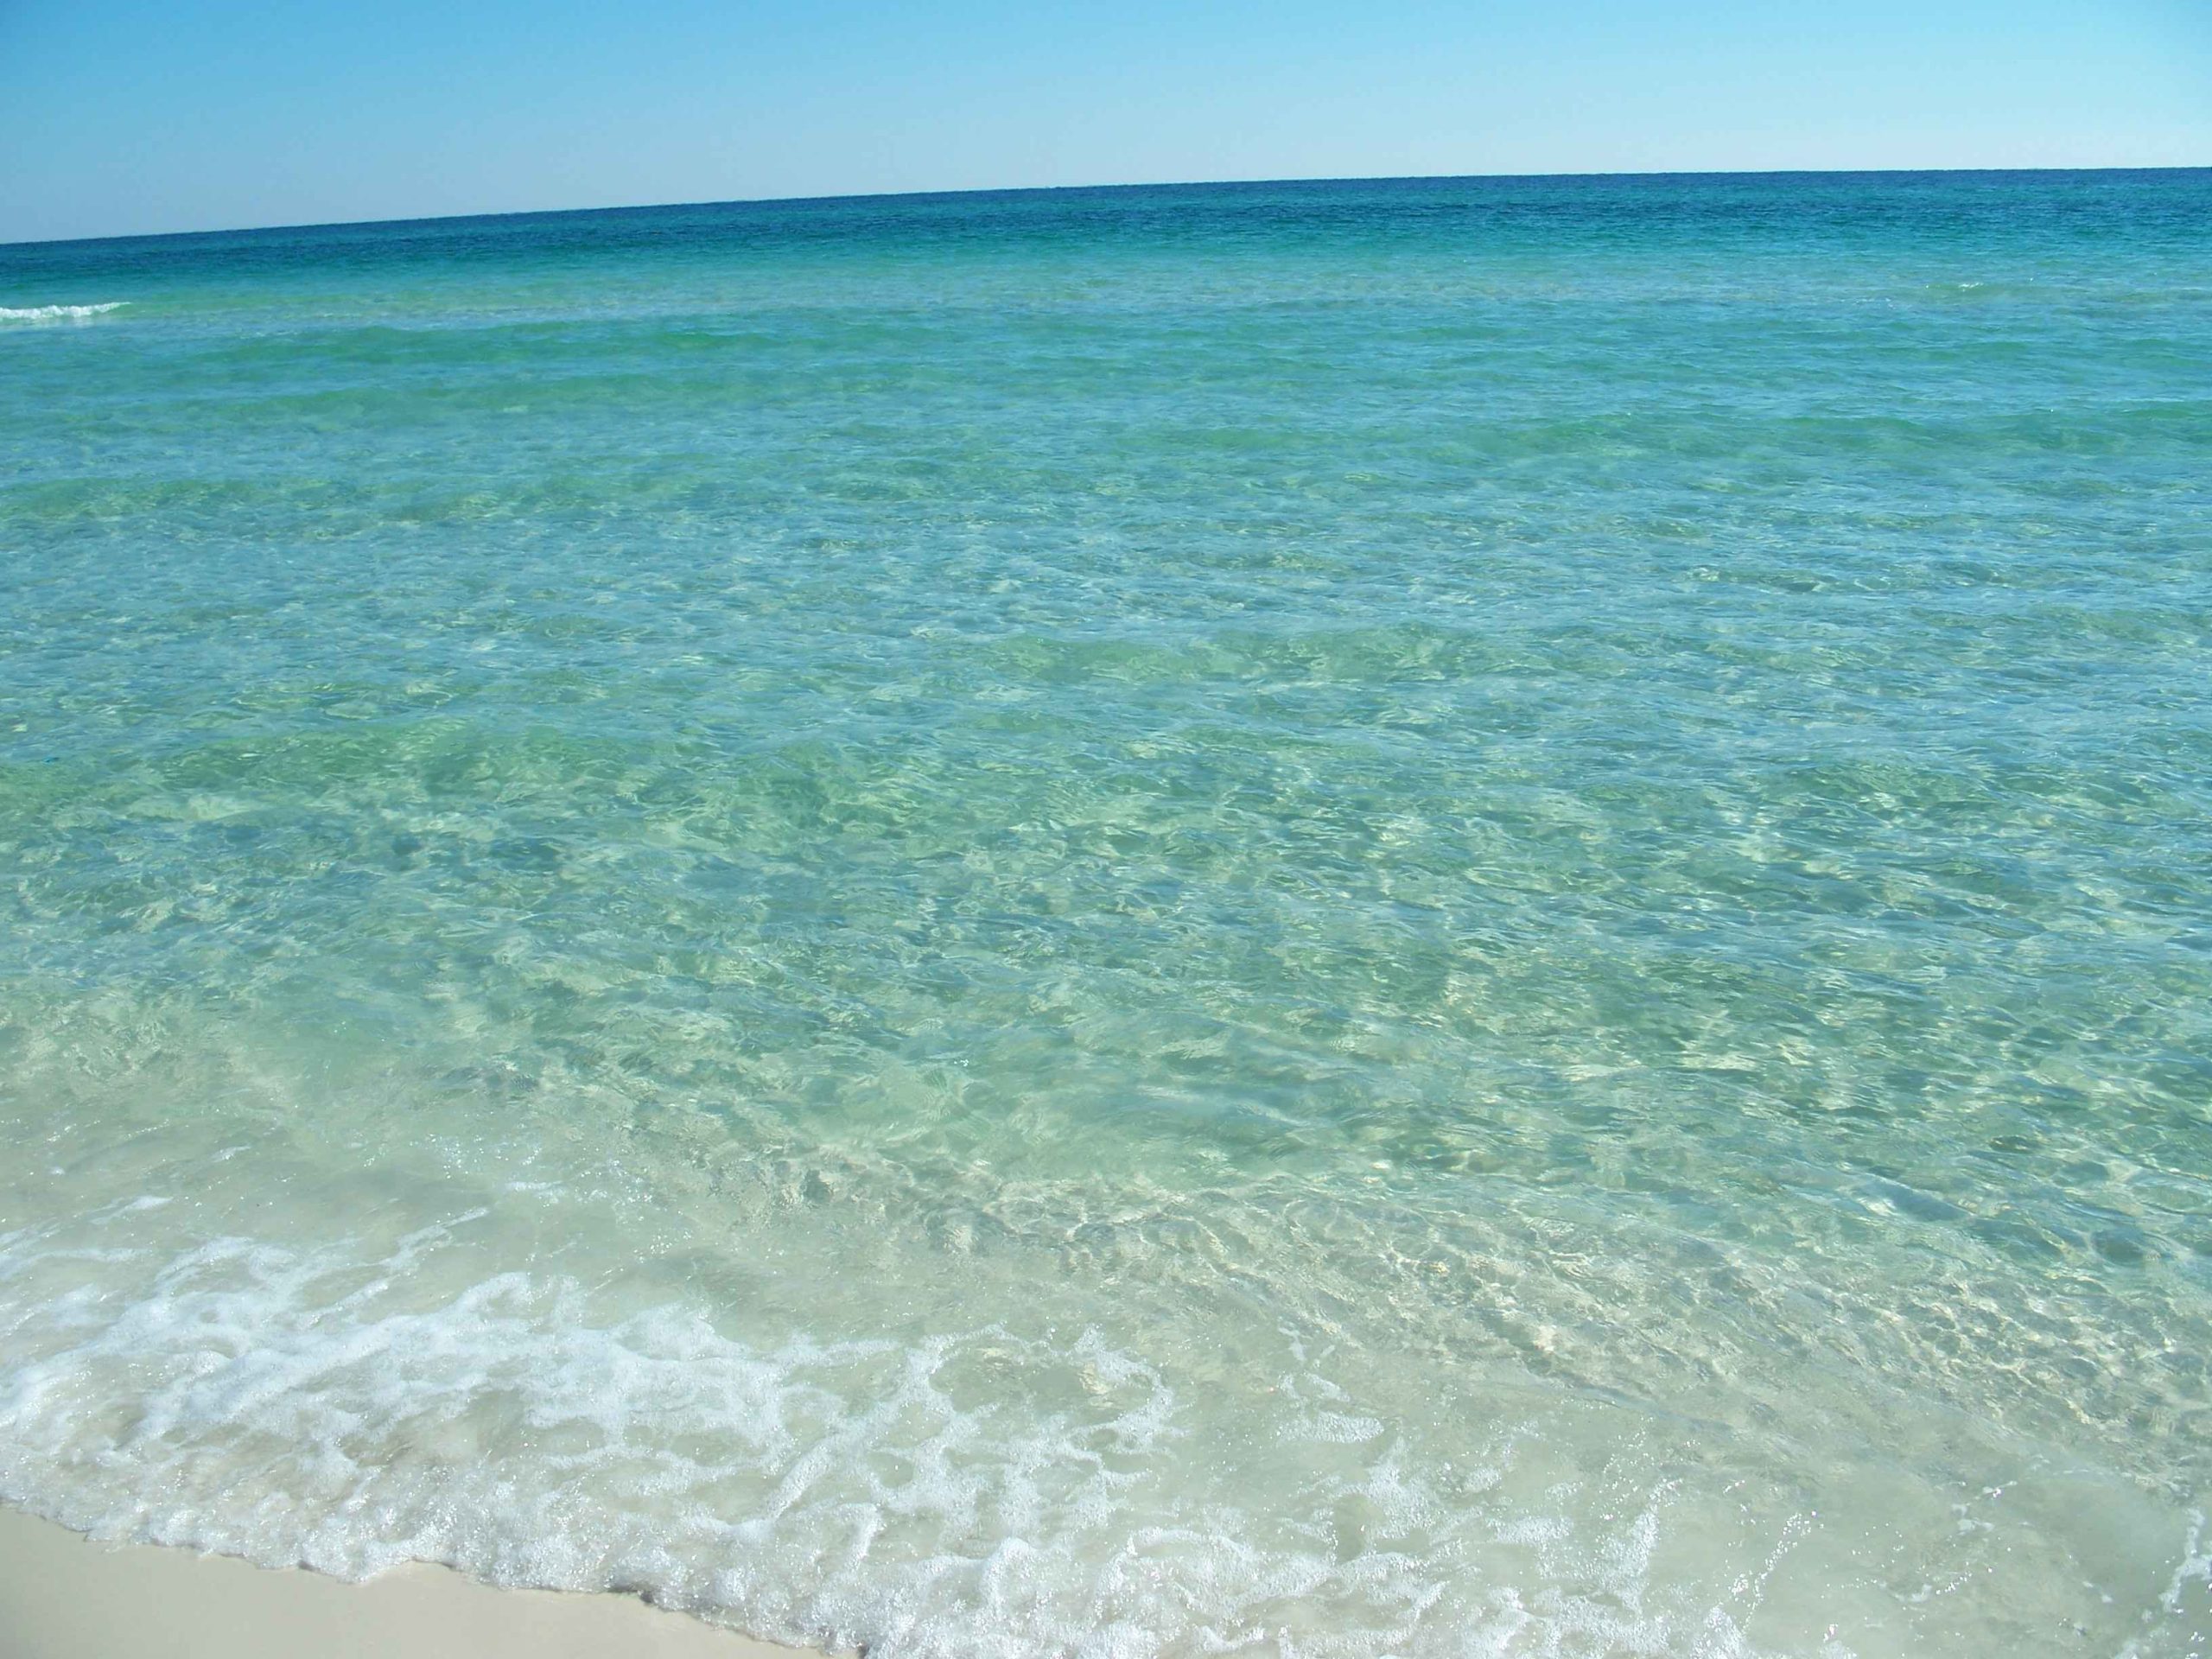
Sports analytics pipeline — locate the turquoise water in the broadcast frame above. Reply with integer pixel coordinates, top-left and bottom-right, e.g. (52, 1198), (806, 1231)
(3, 172), (2209, 1657)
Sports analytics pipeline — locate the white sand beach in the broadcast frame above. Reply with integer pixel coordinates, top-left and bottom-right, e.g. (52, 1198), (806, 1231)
(0, 1506), (798, 1659)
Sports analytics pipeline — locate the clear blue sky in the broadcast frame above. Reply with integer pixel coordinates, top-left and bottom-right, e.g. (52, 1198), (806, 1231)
(2, 0), (2207, 243)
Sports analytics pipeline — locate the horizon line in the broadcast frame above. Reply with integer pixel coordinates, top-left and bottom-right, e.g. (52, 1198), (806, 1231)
(6, 162), (2207, 254)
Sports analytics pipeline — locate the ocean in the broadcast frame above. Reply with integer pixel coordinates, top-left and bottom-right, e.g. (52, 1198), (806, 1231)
(2, 171), (2209, 1656)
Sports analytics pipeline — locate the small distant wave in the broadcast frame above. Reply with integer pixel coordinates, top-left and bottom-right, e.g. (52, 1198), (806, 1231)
(0, 302), (130, 323)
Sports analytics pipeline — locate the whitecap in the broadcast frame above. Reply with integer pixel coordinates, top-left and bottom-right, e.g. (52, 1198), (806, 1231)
(0, 302), (129, 323)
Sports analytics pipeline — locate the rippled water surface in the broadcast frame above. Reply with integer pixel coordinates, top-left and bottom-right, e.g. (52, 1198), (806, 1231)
(3, 173), (2210, 1657)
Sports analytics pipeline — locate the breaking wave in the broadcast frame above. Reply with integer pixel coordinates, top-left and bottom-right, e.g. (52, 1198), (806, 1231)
(0, 302), (129, 323)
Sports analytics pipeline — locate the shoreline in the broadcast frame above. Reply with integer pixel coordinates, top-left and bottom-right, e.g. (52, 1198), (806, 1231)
(0, 1503), (804, 1659)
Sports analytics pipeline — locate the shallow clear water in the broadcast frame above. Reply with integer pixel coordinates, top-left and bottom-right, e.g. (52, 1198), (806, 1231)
(3, 172), (2210, 1657)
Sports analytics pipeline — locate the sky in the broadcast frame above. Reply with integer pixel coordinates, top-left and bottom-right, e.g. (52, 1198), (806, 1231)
(1, 0), (2208, 244)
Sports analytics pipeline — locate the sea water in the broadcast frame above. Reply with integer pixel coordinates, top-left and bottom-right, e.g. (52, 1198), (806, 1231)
(2, 173), (2209, 1657)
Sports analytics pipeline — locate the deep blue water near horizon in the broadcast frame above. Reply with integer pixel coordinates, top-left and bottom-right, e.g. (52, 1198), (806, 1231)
(3, 171), (2210, 1657)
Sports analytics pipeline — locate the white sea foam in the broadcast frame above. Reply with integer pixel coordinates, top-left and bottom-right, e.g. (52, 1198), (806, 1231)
(0, 1216), (1807, 1658)
(0, 301), (129, 322)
